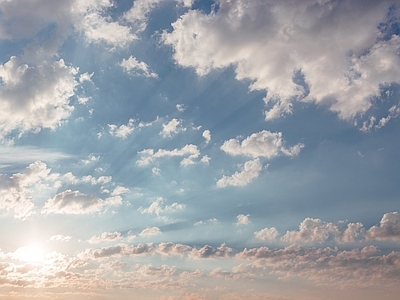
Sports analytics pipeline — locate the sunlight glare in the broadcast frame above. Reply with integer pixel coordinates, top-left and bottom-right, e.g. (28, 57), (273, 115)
(14, 245), (44, 263)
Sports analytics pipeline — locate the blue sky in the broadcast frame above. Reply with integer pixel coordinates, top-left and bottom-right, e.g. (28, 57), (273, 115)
(0, 0), (400, 299)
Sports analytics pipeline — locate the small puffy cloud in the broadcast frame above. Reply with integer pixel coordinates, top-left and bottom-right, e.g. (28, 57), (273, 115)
(160, 118), (186, 138)
(108, 118), (135, 139)
(254, 227), (279, 241)
(236, 214), (250, 226)
(79, 72), (94, 83)
(136, 144), (200, 167)
(42, 190), (119, 215)
(139, 227), (162, 237)
(221, 130), (304, 159)
(176, 104), (186, 112)
(139, 197), (185, 216)
(190, 243), (232, 259)
(200, 155), (211, 165)
(49, 235), (72, 242)
(202, 130), (211, 144)
(120, 56), (158, 78)
(81, 154), (100, 165)
(216, 158), (262, 188)
(365, 212), (400, 241)
(111, 186), (130, 196)
(152, 167), (161, 176)
(88, 231), (122, 244)
(194, 218), (218, 226)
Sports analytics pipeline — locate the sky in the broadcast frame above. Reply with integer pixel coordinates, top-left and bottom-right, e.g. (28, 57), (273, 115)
(0, 0), (400, 299)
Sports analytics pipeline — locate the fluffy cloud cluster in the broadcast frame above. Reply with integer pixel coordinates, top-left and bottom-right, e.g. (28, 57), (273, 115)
(139, 197), (185, 216)
(221, 130), (304, 159)
(136, 144), (208, 167)
(254, 212), (400, 244)
(217, 130), (303, 188)
(0, 56), (77, 137)
(216, 158), (262, 188)
(0, 161), (125, 218)
(0, 161), (50, 218)
(163, 0), (400, 124)
(236, 244), (400, 286)
(160, 118), (186, 138)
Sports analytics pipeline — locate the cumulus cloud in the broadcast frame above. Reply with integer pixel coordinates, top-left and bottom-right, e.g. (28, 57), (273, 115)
(221, 130), (304, 159)
(88, 231), (122, 244)
(0, 56), (77, 137)
(136, 144), (200, 167)
(42, 190), (120, 215)
(254, 227), (279, 241)
(139, 227), (162, 237)
(139, 197), (185, 216)
(202, 130), (211, 144)
(365, 212), (400, 241)
(216, 158), (262, 188)
(281, 218), (340, 244)
(0, 161), (52, 218)
(162, 0), (400, 123)
(236, 214), (250, 226)
(120, 56), (158, 78)
(160, 118), (186, 138)
(73, 0), (136, 47)
(190, 244), (232, 259)
(236, 244), (400, 286)
(108, 118), (136, 139)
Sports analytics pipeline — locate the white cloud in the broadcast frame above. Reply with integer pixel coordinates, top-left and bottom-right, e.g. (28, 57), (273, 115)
(152, 167), (161, 176)
(139, 227), (162, 237)
(200, 155), (211, 165)
(81, 154), (100, 165)
(194, 218), (218, 226)
(124, 0), (193, 33)
(190, 243), (232, 259)
(88, 231), (122, 244)
(136, 144), (200, 166)
(216, 158), (262, 188)
(281, 218), (340, 244)
(162, 0), (400, 122)
(202, 130), (211, 144)
(236, 214), (250, 226)
(0, 56), (77, 137)
(73, 0), (136, 47)
(254, 227), (279, 241)
(221, 130), (304, 159)
(49, 235), (72, 242)
(139, 197), (185, 216)
(176, 104), (186, 112)
(108, 118), (136, 139)
(365, 212), (400, 241)
(0, 146), (71, 166)
(120, 56), (158, 78)
(79, 72), (94, 83)
(160, 118), (185, 138)
(0, 161), (52, 219)
(42, 190), (119, 215)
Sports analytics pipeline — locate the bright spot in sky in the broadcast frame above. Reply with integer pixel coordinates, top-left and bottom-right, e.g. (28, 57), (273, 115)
(13, 245), (44, 263)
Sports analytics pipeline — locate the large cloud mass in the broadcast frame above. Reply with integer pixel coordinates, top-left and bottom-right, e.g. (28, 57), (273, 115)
(163, 0), (400, 121)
